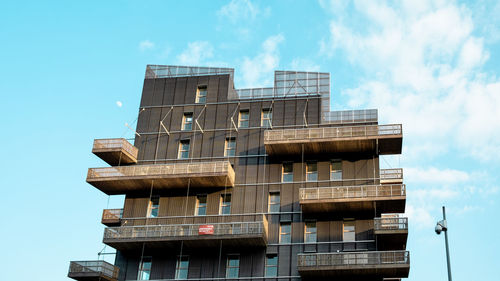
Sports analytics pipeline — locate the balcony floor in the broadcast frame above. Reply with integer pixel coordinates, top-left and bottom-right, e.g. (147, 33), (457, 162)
(68, 272), (116, 281)
(298, 263), (410, 279)
(300, 197), (406, 214)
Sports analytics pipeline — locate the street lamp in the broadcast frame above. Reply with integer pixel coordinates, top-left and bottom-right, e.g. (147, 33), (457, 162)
(435, 206), (452, 281)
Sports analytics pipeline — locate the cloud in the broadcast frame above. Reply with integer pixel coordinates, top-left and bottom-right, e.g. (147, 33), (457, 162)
(239, 34), (285, 88)
(289, 58), (321, 72)
(405, 167), (470, 184)
(176, 41), (214, 66)
(116, 101), (122, 108)
(217, 0), (270, 24)
(139, 40), (155, 51)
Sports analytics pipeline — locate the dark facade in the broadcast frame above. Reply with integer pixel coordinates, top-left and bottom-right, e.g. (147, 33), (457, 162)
(69, 65), (409, 281)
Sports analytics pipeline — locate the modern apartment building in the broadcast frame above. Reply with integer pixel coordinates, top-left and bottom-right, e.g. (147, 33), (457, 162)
(68, 65), (410, 281)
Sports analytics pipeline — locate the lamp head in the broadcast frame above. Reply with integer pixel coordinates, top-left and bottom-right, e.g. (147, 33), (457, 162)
(435, 224), (443, 234)
(435, 219), (447, 235)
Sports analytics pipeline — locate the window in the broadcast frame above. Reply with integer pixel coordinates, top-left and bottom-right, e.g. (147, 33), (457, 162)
(147, 197), (159, 218)
(282, 162), (293, 182)
(225, 137), (236, 157)
(196, 85), (207, 103)
(182, 113), (193, 131)
(195, 195), (207, 216)
(306, 162), (318, 181)
(304, 221), (317, 243)
(220, 194), (231, 215)
(261, 109), (272, 128)
(268, 192), (280, 213)
(343, 221), (355, 242)
(265, 254), (278, 277)
(279, 222), (291, 243)
(238, 110), (249, 128)
(175, 256), (189, 280)
(138, 257), (152, 280)
(178, 140), (190, 159)
(331, 160), (342, 180)
(226, 255), (240, 278)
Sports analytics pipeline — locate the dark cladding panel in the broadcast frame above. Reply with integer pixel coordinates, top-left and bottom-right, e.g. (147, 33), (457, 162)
(307, 97), (321, 125)
(284, 99), (296, 126)
(216, 75), (229, 102)
(184, 77), (198, 104)
(295, 99), (307, 126)
(162, 79), (176, 105)
(173, 78), (187, 106)
(273, 100), (285, 127)
(151, 78), (165, 106)
(243, 185), (257, 214)
(207, 76), (220, 103)
(139, 78), (155, 108)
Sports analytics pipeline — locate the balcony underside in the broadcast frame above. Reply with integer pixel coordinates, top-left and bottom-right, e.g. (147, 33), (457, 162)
(93, 150), (137, 166)
(300, 197), (406, 214)
(68, 272), (116, 281)
(265, 136), (402, 156)
(87, 172), (233, 195)
(375, 231), (409, 251)
(298, 264), (410, 279)
(104, 234), (267, 251)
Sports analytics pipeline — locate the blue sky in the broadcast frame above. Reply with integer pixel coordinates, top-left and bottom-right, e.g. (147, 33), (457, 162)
(1, 1), (499, 280)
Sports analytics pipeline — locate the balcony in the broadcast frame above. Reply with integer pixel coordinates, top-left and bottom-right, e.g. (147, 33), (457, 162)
(297, 251), (410, 278)
(103, 215), (268, 251)
(101, 209), (123, 226)
(299, 184), (406, 214)
(375, 217), (408, 250)
(380, 168), (403, 184)
(87, 161), (235, 195)
(92, 138), (138, 165)
(68, 260), (119, 281)
(264, 124), (402, 155)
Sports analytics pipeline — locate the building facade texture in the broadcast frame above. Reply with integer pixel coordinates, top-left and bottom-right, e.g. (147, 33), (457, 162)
(69, 65), (409, 281)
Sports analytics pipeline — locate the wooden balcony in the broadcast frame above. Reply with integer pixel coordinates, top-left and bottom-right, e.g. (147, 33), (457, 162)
(68, 260), (119, 281)
(374, 217), (408, 250)
(101, 209), (123, 226)
(264, 124), (402, 155)
(87, 161), (235, 195)
(380, 168), (403, 184)
(297, 251), (410, 279)
(92, 138), (138, 165)
(299, 184), (406, 214)
(103, 215), (268, 251)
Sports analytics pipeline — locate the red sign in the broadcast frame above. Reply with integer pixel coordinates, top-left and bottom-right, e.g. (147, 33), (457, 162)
(198, 225), (214, 235)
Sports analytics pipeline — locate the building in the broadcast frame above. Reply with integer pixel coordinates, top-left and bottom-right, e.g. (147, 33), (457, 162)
(68, 65), (410, 281)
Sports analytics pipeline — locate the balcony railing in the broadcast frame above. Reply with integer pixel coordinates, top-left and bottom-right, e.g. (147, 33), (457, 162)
(298, 250), (410, 268)
(300, 184), (406, 201)
(102, 209), (123, 226)
(374, 217), (408, 231)
(87, 161), (235, 194)
(92, 138), (138, 165)
(68, 260), (119, 281)
(380, 168), (403, 183)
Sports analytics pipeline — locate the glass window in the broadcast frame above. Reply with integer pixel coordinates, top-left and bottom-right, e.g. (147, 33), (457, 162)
(226, 255), (240, 278)
(280, 222), (291, 244)
(305, 221), (317, 243)
(178, 140), (190, 159)
(331, 160), (342, 180)
(147, 197), (159, 218)
(138, 257), (152, 280)
(282, 162), (293, 182)
(261, 109), (272, 128)
(225, 137), (236, 157)
(196, 86), (207, 103)
(220, 194), (231, 215)
(175, 256), (189, 280)
(195, 195), (207, 216)
(265, 254), (278, 277)
(343, 221), (355, 242)
(238, 110), (249, 128)
(182, 113), (193, 131)
(268, 192), (280, 213)
(306, 162), (318, 181)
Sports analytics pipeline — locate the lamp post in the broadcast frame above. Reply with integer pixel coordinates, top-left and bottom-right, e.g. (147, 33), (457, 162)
(435, 206), (452, 281)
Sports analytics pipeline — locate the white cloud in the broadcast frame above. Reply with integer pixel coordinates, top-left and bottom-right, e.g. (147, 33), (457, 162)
(289, 58), (321, 72)
(239, 34), (285, 88)
(217, 0), (270, 24)
(176, 41), (214, 66)
(139, 40), (155, 51)
(405, 167), (470, 184)
(116, 101), (122, 108)
(406, 204), (434, 229)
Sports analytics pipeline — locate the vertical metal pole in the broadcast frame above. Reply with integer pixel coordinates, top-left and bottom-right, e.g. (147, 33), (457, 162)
(443, 206), (452, 281)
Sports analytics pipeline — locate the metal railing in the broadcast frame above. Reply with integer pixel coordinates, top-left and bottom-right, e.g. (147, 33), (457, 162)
(92, 138), (138, 158)
(322, 109), (378, 124)
(68, 260), (119, 279)
(374, 217), (408, 231)
(299, 184), (406, 201)
(102, 209), (123, 221)
(104, 220), (266, 240)
(298, 251), (410, 267)
(264, 124), (402, 143)
(87, 161), (232, 179)
(380, 168), (403, 182)
(145, 65), (234, 80)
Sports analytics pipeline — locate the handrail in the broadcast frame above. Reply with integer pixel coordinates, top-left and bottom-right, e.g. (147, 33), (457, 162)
(68, 260), (119, 279)
(298, 251), (410, 267)
(102, 209), (123, 220)
(93, 138), (138, 158)
(299, 184), (406, 201)
(264, 124), (402, 142)
(374, 217), (408, 231)
(380, 168), (403, 181)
